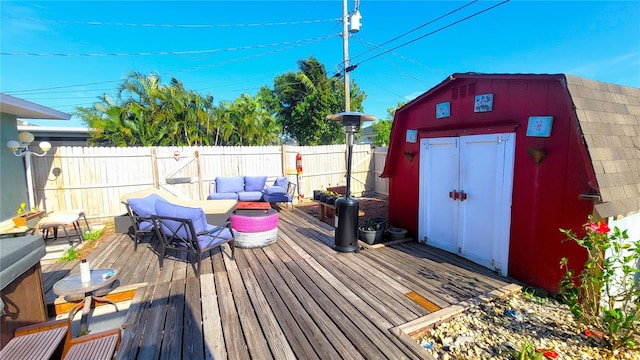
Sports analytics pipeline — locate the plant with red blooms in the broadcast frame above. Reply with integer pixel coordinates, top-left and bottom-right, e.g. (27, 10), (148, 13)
(559, 215), (640, 349)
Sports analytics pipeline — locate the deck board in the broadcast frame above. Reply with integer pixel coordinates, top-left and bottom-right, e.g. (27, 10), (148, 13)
(41, 207), (518, 359)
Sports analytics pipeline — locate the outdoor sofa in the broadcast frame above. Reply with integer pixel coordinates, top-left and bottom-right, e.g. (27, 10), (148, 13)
(208, 176), (296, 207)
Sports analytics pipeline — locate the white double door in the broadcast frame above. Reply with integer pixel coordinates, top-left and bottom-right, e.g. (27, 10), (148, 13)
(418, 133), (515, 276)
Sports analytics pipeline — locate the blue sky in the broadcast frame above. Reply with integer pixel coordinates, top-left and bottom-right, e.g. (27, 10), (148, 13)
(1, 1), (639, 128)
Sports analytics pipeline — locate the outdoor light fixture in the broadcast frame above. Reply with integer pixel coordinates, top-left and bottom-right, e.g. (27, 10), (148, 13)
(6, 131), (51, 211)
(327, 112), (377, 252)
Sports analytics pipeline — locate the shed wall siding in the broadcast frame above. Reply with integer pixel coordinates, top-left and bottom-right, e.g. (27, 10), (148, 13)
(388, 75), (595, 292)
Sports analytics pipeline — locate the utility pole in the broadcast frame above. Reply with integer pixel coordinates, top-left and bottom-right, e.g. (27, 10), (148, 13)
(342, 0), (350, 112)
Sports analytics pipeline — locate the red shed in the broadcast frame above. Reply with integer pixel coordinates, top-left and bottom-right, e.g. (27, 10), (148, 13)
(381, 73), (640, 292)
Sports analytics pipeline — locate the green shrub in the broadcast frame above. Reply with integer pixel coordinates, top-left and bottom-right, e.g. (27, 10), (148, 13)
(58, 248), (80, 262)
(83, 227), (104, 241)
(559, 216), (640, 349)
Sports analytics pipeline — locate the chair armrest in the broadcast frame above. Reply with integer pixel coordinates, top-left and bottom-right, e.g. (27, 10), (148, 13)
(14, 319), (68, 337)
(197, 221), (232, 236)
(287, 182), (297, 196)
(66, 328), (121, 347)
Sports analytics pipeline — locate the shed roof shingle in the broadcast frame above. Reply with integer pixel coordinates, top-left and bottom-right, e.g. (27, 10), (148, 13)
(565, 75), (640, 217)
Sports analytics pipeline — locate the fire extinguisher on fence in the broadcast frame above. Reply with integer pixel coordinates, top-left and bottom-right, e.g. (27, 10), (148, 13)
(296, 153), (303, 176)
(296, 153), (304, 200)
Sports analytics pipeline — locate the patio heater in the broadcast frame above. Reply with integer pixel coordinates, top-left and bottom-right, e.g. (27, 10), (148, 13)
(327, 112), (376, 252)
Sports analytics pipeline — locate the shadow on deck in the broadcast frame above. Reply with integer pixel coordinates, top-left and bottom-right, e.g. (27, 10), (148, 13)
(41, 208), (519, 359)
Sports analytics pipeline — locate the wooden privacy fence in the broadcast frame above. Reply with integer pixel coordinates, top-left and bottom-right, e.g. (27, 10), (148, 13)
(30, 145), (389, 221)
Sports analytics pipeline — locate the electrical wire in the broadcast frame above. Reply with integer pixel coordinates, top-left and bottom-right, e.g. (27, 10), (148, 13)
(1, 16), (340, 28)
(1, 34), (337, 57)
(354, 0), (511, 67)
(349, 0), (479, 62)
(4, 35), (337, 96)
(352, 36), (448, 81)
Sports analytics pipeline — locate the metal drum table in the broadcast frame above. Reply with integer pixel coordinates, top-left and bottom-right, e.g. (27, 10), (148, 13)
(230, 207), (279, 248)
(53, 268), (118, 334)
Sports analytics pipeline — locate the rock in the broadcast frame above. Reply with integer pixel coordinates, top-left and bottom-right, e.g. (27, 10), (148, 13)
(414, 292), (625, 360)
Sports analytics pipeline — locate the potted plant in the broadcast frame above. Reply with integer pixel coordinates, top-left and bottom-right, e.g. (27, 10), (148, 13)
(12, 202), (46, 228)
(386, 227), (408, 240)
(359, 218), (386, 245)
(313, 190), (323, 200)
(325, 191), (338, 205)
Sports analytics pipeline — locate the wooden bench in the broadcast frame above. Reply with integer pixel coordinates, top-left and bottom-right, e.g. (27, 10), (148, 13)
(0, 318), (121, 360)
(313, 200), (336, 221)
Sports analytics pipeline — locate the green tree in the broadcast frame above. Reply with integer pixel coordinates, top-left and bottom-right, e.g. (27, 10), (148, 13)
(226, 94), (281, 146)
(79, 72), (218, 146)
(267, 57), (366, 145)
(369, 101), (405, 147)
(78, 72), (281, 147)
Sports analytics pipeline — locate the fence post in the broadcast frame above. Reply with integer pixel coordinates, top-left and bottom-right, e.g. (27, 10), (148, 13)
(151, 147), (159, 188)
(195, 150), (203, 200)
(281, 145), (287, 176)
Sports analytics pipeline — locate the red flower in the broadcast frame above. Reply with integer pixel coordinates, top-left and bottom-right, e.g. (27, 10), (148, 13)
(588, 221), (610, 234)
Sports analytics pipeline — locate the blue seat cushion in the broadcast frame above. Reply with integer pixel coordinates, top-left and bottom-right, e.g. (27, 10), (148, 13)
(198, 227), (234, 249)
(208, 192), (239, 200)
(138, 219), (155, 231)
(238, 191), (264, 202)
(128, 193), (165, 217)
(244, 176), (267, 191)
(263, 193), (292, 203)
(215, 176), (245, 193)
(263, 186), (287, 195)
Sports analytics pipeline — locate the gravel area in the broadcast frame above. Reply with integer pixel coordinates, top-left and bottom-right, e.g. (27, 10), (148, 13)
(416, 291), (639, 360)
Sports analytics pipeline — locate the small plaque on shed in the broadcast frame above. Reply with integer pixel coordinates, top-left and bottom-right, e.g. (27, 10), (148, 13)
(526, 116), (553, 137)
(474, 94), (494, 112)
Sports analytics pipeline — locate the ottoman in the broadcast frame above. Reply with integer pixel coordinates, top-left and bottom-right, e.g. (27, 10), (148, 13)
(230, 209), (279, 248)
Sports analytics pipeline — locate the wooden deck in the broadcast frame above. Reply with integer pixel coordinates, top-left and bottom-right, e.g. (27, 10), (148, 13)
(41, 208), (516, 360)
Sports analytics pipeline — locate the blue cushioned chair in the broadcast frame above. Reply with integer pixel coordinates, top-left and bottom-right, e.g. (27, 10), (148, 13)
(123, 193), (165, 251)
(152, 200), (235, 276)
(262, 177), (296, 209)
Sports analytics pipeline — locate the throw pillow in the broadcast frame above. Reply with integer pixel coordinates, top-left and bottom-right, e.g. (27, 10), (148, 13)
(216, 176), (244, 193)
(274, 176), (289, 189)
(244, 176), (267, 191)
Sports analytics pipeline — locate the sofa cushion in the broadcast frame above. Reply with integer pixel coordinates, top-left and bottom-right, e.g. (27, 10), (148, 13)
(263, 186), (286, 195)
(128, 193), (165, 217)
(244, 176), (267, 191)
(216, 176), (245, 193)
(155, 199), (208, 235)
(274, 177), (289, 189)
(238, 191), (264, 202)
(208, 192), (239, 200)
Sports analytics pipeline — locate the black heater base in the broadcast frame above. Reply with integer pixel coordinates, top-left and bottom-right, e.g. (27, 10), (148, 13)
(333, 197), (360, 253)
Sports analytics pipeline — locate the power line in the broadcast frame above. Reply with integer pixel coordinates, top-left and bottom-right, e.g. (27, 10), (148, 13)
(350, 0), (479, 62)
(2, 16), (340, 28)
(5, 34), (336, 98)
(354, 0), (511, 67)
(352, 36), (448, 80)
(1, 34), (337, 57)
